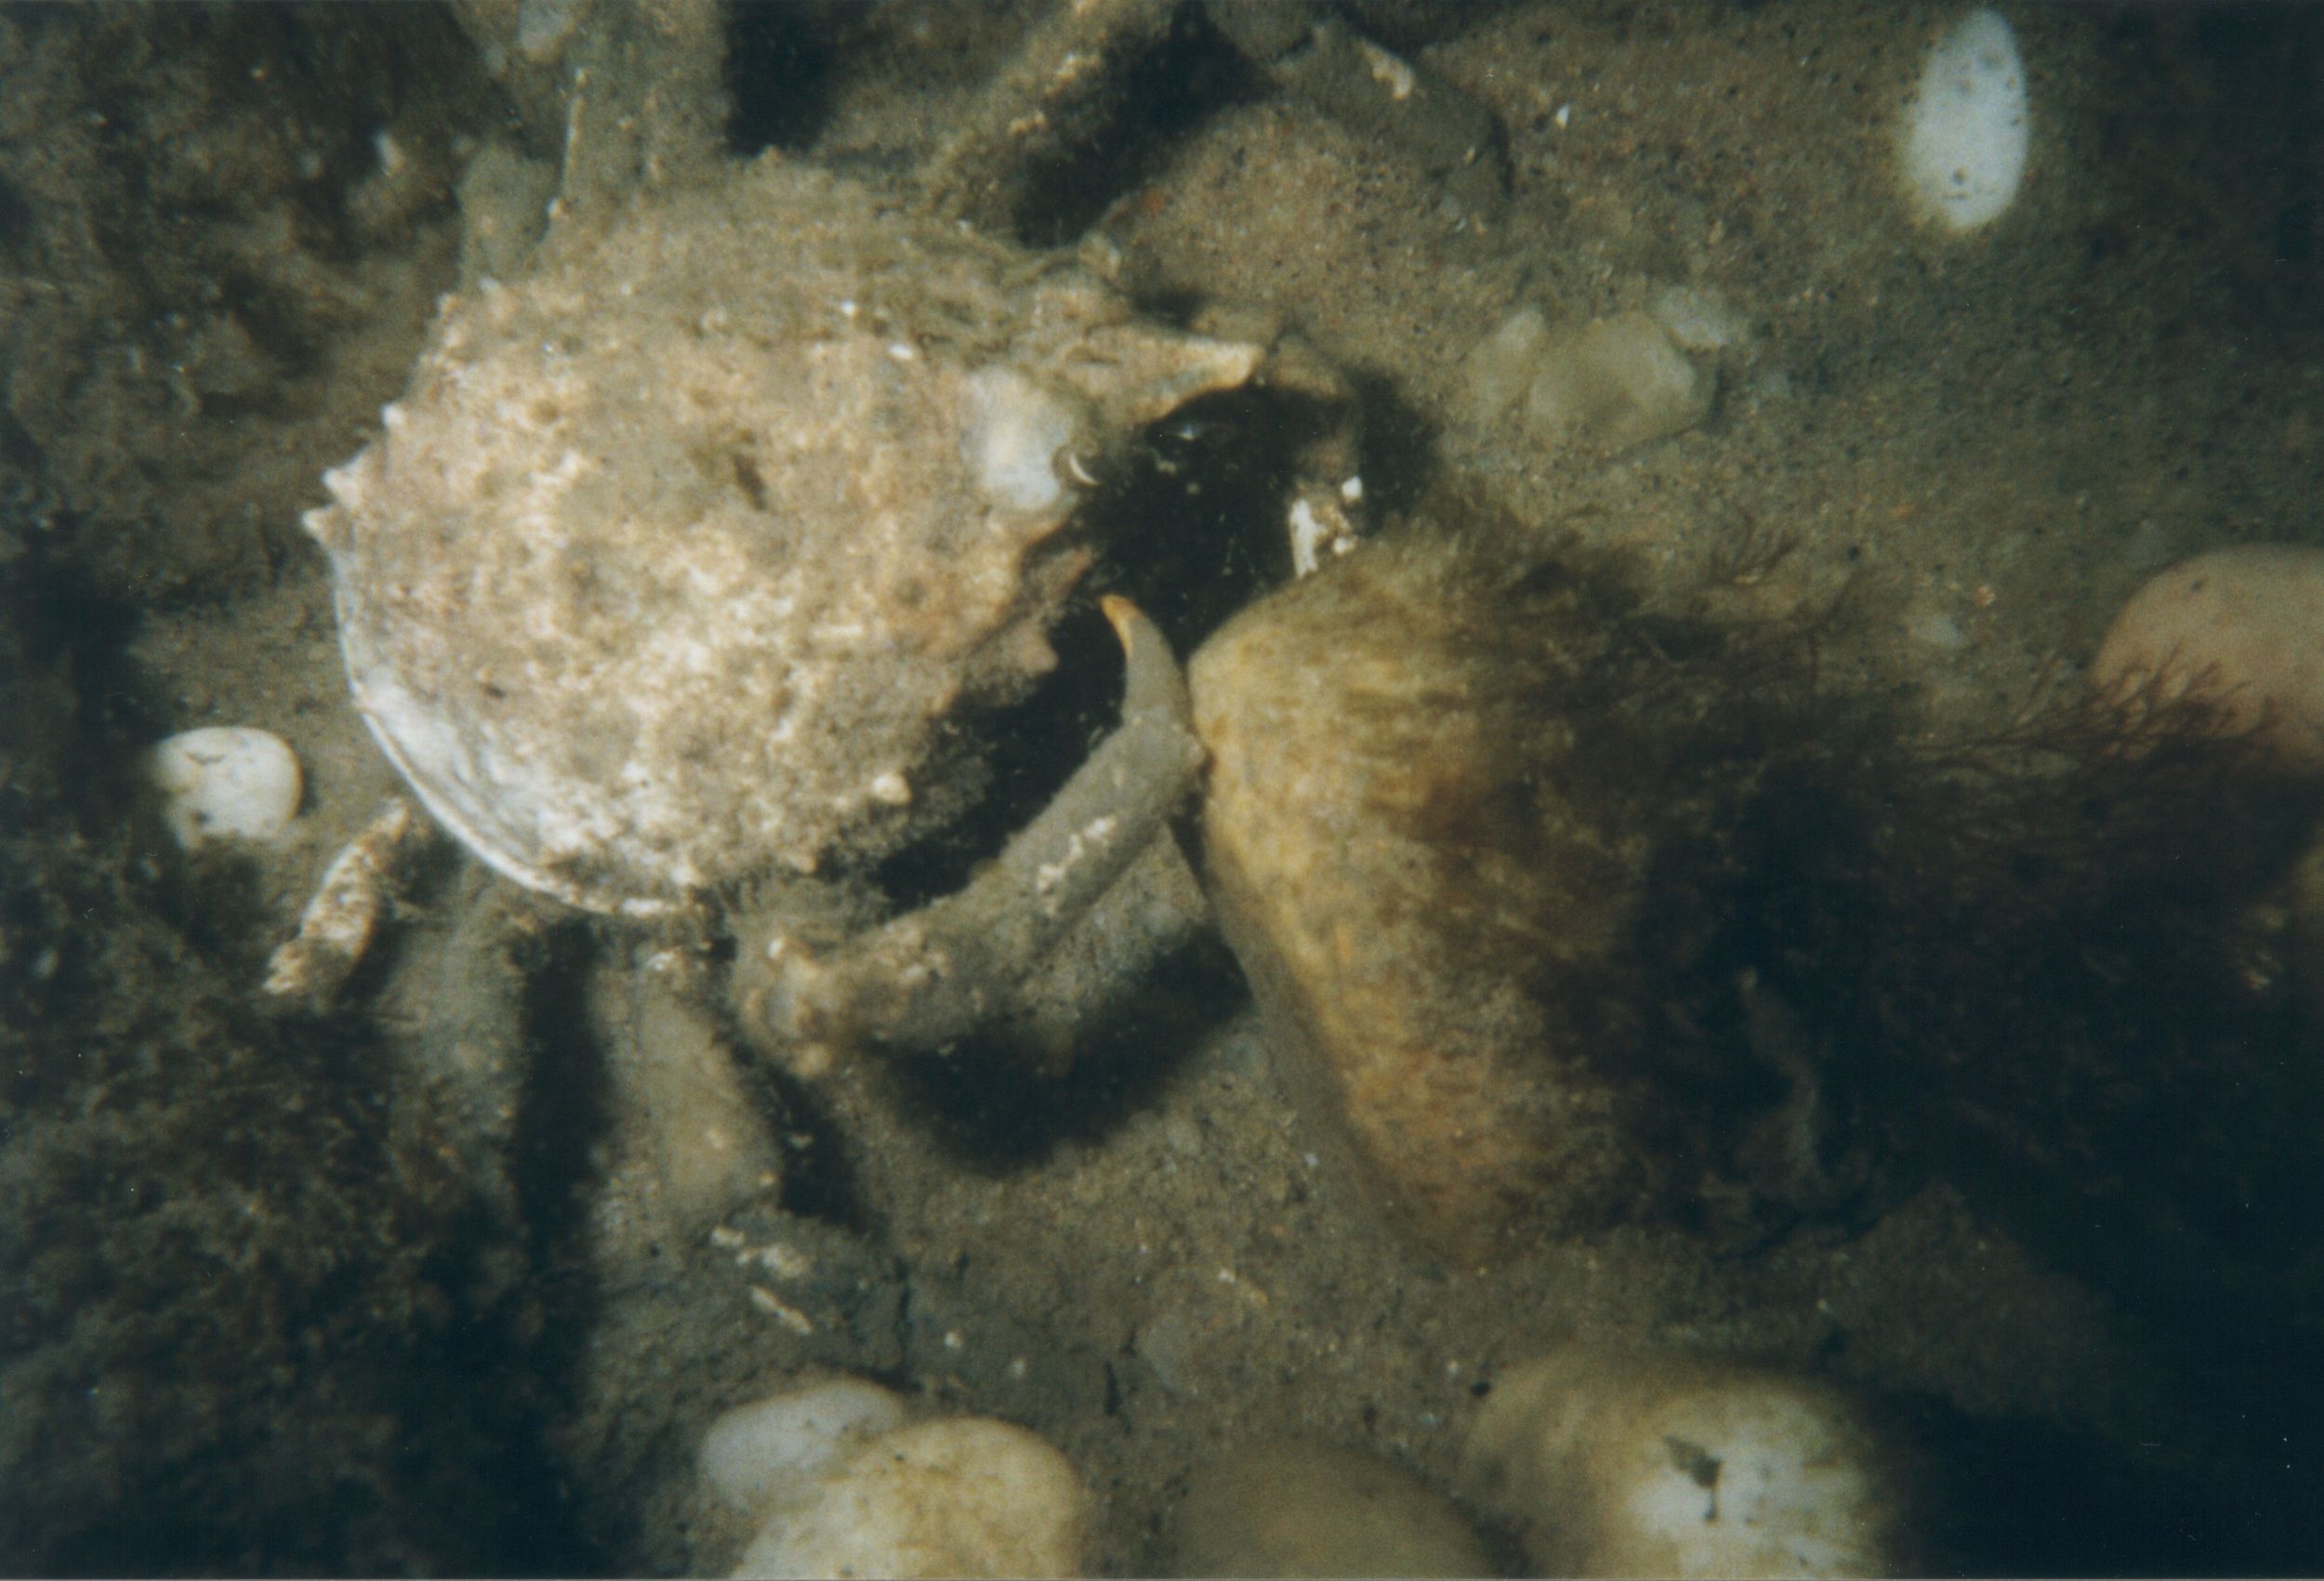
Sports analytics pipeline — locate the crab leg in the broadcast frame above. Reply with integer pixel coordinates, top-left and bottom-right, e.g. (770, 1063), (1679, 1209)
(264, 797), (434, 1003)
(735, 597), (1205, 1075)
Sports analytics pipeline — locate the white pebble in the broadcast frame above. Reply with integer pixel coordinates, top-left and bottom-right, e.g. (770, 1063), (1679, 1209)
(702, 1378), (908, 1515)
(732, 1416), (1089, 1580)
(149, 727), (302, 850)
(1896, 8), (2030, 234)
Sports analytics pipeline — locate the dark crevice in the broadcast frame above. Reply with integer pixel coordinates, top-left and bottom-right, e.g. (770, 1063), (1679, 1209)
(1005, 3), (1264, 250)
(723, 0), (846, 158)
(877, 929), (1243, 1170)
(871, 383), (1307, 917)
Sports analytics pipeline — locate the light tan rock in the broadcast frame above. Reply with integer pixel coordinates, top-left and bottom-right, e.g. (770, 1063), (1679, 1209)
(1460, 1348), (1920, 1579)
(1170, 1440), (1494, 1578)
(2090, 544), (2324, 771)
(1459, 306), (1712, 454)
(732, 1416), (1089, 1579)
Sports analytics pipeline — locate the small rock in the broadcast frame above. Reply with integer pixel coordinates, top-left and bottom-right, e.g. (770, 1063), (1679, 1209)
(1649, 283), (1749, 353)
(1895, 7), (2030, 235)
(2089, 544), (2324, 771)
(1460, 1347), (1921, 1578)
(1525, 310), (1713, 452)
(149, 726), (302, 850)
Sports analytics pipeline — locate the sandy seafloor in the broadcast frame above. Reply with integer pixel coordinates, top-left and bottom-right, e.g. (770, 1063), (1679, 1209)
(3, 2), (2322, 1574)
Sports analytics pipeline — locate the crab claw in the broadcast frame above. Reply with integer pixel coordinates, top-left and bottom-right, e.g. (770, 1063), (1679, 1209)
(736, 597), (1205, 1074)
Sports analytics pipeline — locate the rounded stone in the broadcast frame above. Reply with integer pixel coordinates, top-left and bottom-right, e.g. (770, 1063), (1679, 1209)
(1895, 8), (2029, 235)
(700, 1377), (908, 1516)
(1187, 537), (1653, 1258)
(2090, 544), (2324, 771)
(148, 725), (302, 850)
(1460, 1348), (1920, 1578)
(733, 1416), (1088, 1579)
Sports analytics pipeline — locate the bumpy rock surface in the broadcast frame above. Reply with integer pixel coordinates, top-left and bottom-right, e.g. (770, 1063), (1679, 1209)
(306, 154), (1259, 915)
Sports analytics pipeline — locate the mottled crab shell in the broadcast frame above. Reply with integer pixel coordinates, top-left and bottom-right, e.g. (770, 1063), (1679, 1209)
(306, 156), (1260, 916)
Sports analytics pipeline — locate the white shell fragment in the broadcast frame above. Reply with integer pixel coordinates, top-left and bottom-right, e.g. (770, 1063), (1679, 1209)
(1897, 8), (2030, 234)
(148, 725), (302, 850)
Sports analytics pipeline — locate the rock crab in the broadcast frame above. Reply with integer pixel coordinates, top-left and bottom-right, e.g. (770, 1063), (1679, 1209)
(272, 0), (1363, 1091)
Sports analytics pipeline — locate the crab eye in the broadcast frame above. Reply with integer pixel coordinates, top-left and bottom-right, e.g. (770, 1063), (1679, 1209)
(961, 366), (1089, 516)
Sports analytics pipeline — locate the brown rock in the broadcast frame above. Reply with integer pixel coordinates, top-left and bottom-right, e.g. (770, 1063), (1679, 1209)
(1187, 537), (1657, 1259)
